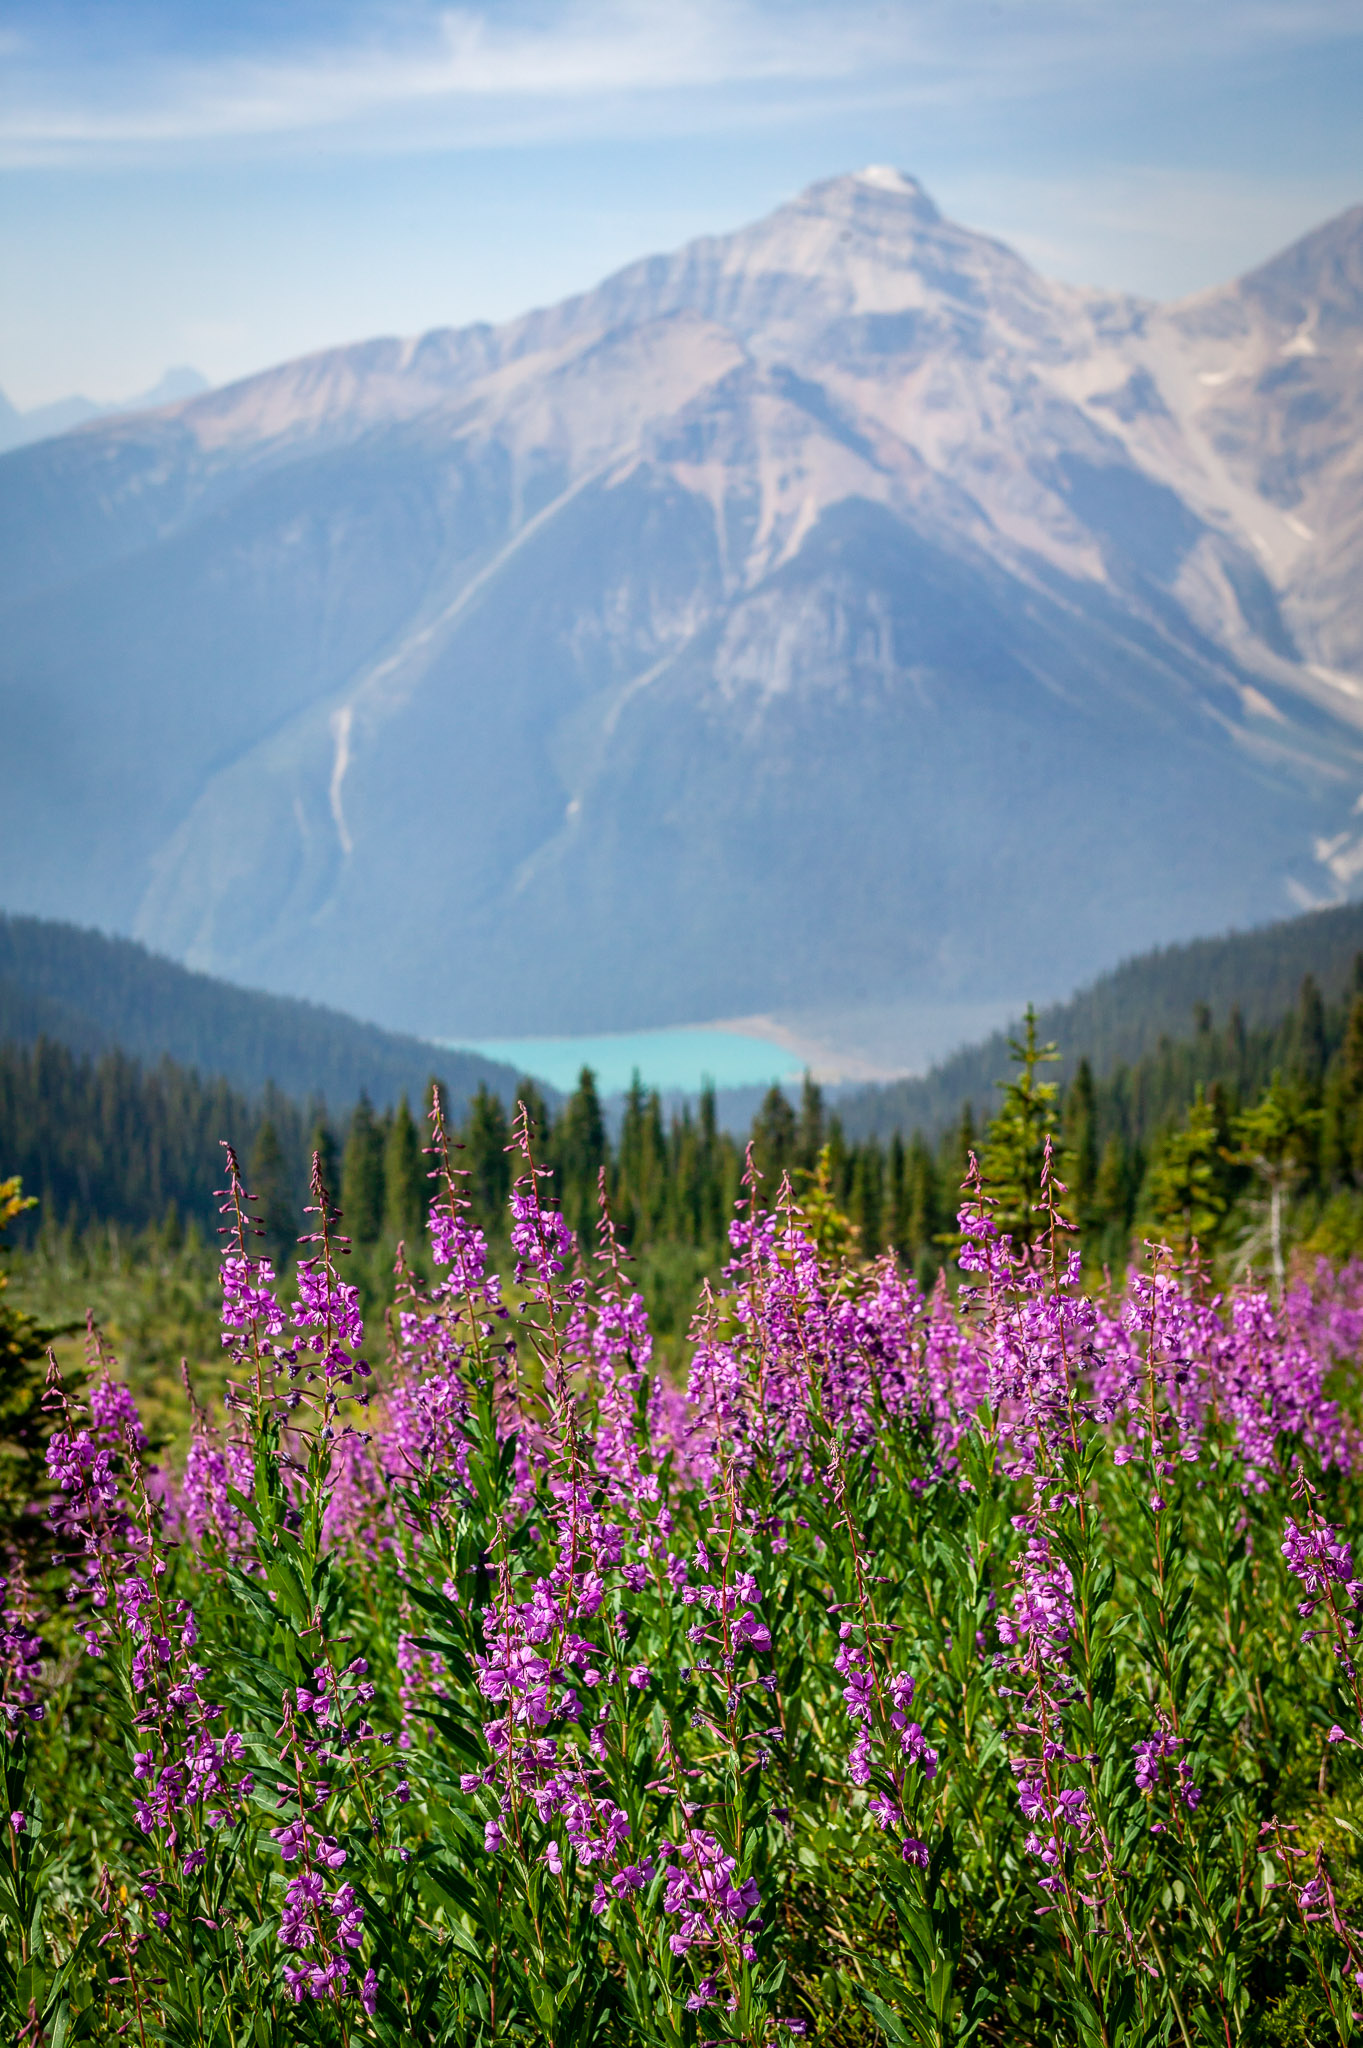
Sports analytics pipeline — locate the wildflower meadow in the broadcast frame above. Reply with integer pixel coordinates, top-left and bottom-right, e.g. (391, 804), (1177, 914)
(4, 1086), (1363, 2048)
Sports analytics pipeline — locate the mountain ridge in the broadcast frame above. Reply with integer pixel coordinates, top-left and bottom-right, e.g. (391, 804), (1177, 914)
(0, 366), (209, 455)
(836, 898), (1363, 1143)
(0, 912), (530, 1114)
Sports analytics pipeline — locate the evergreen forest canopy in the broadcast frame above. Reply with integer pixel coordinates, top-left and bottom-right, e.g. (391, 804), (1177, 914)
(8, 958), (1363, 1300)
(0, 911), (524, 1112)
(11, 897), (1363, 1319)
(838, 899), (1363, 1143)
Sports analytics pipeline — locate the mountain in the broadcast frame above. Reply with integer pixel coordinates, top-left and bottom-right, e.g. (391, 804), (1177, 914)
(0, 912), (528, 1114)
(836, 897), (1363, 1143)
(0, 366), (209, 456)
(2, 171), (1363, 1043)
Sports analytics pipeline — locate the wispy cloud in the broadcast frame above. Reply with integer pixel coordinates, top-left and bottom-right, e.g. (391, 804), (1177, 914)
(0, 0), (1357, 165)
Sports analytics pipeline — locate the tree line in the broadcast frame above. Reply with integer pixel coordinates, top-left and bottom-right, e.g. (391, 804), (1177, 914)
(7, 960), (1363, 1287)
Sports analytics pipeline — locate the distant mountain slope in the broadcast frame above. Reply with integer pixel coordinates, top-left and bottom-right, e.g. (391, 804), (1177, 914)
(0, 912), (525, 1113)
(2, 173), (1363, 1039)
(0, 367), (208, 454)
(837, 899), (1363, 1140)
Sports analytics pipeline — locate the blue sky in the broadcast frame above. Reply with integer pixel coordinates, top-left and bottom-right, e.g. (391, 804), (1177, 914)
(1, 1), (1360, 407)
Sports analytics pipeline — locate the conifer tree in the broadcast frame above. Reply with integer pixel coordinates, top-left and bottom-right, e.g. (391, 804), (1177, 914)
(1094, 1134), (1133, 1235)
(888, 1132), (907, 1256)
(982, 1007), (1065, 1242)
(851, 1139), (884, 1256)
(248, 1118), (299, 1270)
(308, 1116), (341, 1206)
(1328, 993), (1363, 1184)
(796, 1073), (825, 1174)
(1293, 973), (1327, 1100)
(751, 1085), (797, 1190)
(1144, 1086), (1229, 1256)
(384, 1095), (426, 1246)
(555, 1068), (607, 1243)
(341, 1094), (385, 1245)
(905, 1134), (940, 1281)
(940, 1103), (976, 1215)
(466, 1085), (511, 1233)
(824, 1115), (851, 1208)
(1065, 1058), (1098, 1221)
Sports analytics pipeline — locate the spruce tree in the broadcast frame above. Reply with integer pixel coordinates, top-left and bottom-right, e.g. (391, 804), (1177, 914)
(1064, 1058), (1099, 1222)
(1143, 1087), (1230, 1256)
(1335, 995), (1363, 1184)
(906, 1134), (940, 1279)
(555, 1068), (608, 1242)
(981, 1006), (1065, 1242)
(851, 1140), (884, 1256)
(1094, 1134), (1133, 1234)
(1293, 974), (1327, 1100)
(308, 1115), (341, 1206)
(466, 1086), (511, 1233)
(341, 1095), (385, 1245)
(750, 1085), (797, 1192)
(888, 1132), (908, 1256)
(384, 1095), (426, 1246)
(248, 1118), (299, 1270)
(796, 1073), (825, 1175)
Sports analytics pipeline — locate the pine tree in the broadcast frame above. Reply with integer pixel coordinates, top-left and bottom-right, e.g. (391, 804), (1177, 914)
(1094, 1134), (1133, 1233)
(1064, 1058), (1099, 1223)
(248, 1118), (299, 1270)
(1293, 974), (1327, 1100)
(796, 1073), (825, 1175)
(905, 1134), (940, 1280)
(697, 1085), (725, 1242)
(824, 1115), (851, 1208)
(940, 1103), (977, 1216)
(466, 1086), (511, 1233)
(1334, 994), (1363, 1184)
(851, 1140), (884, 1256)
(556, 1068), (608, 1242)
(308, 1115), (341, 1206)
(750, 1085), (797, 1192)
(341, 1095), (385, 1245)
(888, 1132), (908, 1256)
(1144, 1087), (1230, 1256)
(981, 1006), (1065, 1242)
(384, 1095), (426, 1246)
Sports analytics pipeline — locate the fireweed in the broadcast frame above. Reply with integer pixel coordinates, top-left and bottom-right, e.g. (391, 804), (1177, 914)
(4, 1111), (1363, 2046)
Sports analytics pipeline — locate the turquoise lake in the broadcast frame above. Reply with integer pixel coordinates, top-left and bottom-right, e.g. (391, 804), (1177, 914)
(456, 1028), (803, 1096)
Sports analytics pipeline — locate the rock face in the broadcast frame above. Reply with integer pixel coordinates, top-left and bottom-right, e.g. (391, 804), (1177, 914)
(3, 169), (1363, 1037)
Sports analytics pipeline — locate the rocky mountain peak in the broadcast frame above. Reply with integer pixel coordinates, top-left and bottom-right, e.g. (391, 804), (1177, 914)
(2, 178), (1363, 1041)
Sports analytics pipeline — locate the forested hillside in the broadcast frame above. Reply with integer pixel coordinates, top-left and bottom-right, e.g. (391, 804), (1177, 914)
(0, 911), (523, 1110)
(839, 899), (1363, 1142)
